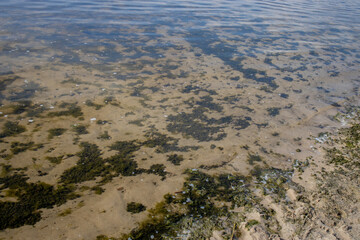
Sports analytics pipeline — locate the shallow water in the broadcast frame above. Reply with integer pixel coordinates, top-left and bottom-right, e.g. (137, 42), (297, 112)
(0, 0), (360, 239)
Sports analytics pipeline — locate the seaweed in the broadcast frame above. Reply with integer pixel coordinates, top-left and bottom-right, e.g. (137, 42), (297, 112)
(97, 131), (111, 140)
(58, 208), (72, 216)
(121, 169), (255, 239)
(246, 219), (259, 230)
(10, 142), (43, 154)
(46, 155), (64, 164)
(47, 105), (83, 118)
(0, 121), (26, 138)
(0, 174), (78, 230)
(72, 125), (88, 135)
(167, 154), (184, 165)
(91, 186), (105, 195)
(48, 128), (67, 139)
(60, 141), (143, 184)
(148, 164), (167, 177)
(109, 141), (140, 156)
(143, 131), (198, 153)
(166, 108), (226, 142)
(60, 143), (104, 184)
(247, 153), (262, 165)
(266, 107), (280, 116)
(106, 154), (139, 176)
(129, 119), (144, 127)
(126, 202), (146, 214)
(85, 100), (103, 110)
(10, 100), (32, 114)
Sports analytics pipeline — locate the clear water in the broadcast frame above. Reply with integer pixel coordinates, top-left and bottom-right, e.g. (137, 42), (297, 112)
(0, 0), (360, 238)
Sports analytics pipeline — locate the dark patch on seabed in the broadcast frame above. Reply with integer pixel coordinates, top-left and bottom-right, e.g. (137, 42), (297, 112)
(184, 29), (278, 89)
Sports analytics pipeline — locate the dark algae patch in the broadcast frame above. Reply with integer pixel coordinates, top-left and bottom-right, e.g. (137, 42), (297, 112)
(167, 154), (184, 165)
(47, 105), (83, 118)
(72, 124), (88, 135)
(120, 169), (257, 239)
(0, 173), (78, 230)
(48, 128), (67, 139)
(127, 202), (146, 214)
(166, 108), (226, 142)
(0, 121), (26, 138)
(10, 141), (43, 154)
(266, 107), (280, 116)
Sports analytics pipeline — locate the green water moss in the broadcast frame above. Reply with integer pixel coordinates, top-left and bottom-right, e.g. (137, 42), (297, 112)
(127, 202), (146, 214)
(10, 100), (32, 114)
(91, 186), (105, 195)
(0, 174), (78, 230)
(247, 153), (262, 165)
(266, 107), (280, 116)
(129, 119), (144, 127)
(0, 121), (26, 138)
(246, 219), (259, 230)
(109, 141), (140, 156)
(148, 164), (167, 177)
(60, 143), (104, 184)
(72, 125), (88, 135)
(58, 208), (72, 216)
(46, 155), (64, 164)
(10, 142), (43, 154)
(47, 105), (83, 118)
(85, 100), (103, 110)
(106, 154), (139, 176)
(167, 154), (184, 165)
(97, 131), (111, 140)
(143, 131), (197, 153)
(166, 108), (226, 142)
(60, 141), (144, 184)
(121, 169), (256, 239)
(48, 128), (67, 139)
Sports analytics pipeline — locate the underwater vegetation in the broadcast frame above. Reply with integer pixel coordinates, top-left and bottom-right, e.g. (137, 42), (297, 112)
(48, 128), (67, 139)
(0, 173), (78, 230)
(166, 108), (226, 142)
(0, 121), (26, 138)
(143, 131), (199, 153)
(10, 141), (43, 154)
(166, 154), (184, 166)
(127, 202), (146, 214)
(266, 107), (280, 116)
(72, 124), (88, 135)
(47, 105), (83, 118)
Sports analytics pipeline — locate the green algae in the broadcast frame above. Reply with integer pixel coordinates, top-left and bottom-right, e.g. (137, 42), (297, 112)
(72, 124), (88, 135)
(143, 131), (198, 153)
(0, 173), (78, 230)
(0, 121), (26, 138)
(97, 131), (111, 140)
(46, 155), (64, 164)
(91, 186), (105, 195)
(10, 141), (43, 154)
(48, 128), (67, 139)
(58, 208), (72, 216)
(167, 154), (184, 165)
(127, 202), (146, 214)
(9, 100), (32, 114)
(60, 143), (105, 184)
(148, 164), (167, 178)
(47, 105), (83, 118)
(85, 100), (103, 110)
(121, 169), (256, 239)
(129, 119), (145, 127)
(266, 107), (280, 116)
(247, 153), (262, 165)
(166, 108), (226, 142)
(246, 219), (259, 230)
